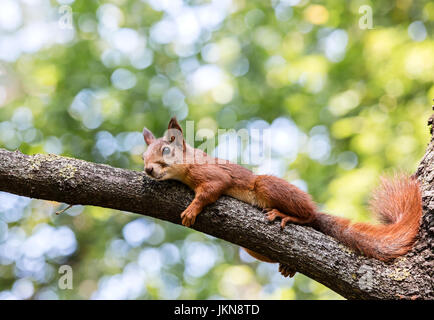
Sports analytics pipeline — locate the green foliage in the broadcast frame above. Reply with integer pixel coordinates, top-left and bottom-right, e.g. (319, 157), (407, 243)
(0, 0), (432, 300)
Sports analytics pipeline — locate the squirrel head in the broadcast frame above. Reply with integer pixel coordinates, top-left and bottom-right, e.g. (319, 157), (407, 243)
(142, 117), (187, 180)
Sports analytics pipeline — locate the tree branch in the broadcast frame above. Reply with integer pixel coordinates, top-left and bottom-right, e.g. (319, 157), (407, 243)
(0, 124), (432, 299)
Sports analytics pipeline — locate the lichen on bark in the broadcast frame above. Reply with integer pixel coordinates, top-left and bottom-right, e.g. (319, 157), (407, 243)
(0, 115), (432, 299)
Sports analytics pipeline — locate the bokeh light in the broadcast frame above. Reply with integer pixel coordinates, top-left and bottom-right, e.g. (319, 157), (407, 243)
(0, 0), (432, 300)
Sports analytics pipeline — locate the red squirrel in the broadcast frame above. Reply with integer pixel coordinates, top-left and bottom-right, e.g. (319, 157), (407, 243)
(142, 117), (423, 277)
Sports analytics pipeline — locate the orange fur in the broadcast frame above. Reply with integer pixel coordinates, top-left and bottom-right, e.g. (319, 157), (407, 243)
(142, 118), (423, 276)
(312, 175), (422, 261)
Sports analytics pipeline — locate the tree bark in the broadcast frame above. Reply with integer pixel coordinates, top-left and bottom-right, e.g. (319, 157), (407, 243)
(0, 119), (432, 300)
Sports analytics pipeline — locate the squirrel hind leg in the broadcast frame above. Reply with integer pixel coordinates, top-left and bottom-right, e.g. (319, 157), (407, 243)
(279, 263), (297, 278)
(264, 208), (311, 229)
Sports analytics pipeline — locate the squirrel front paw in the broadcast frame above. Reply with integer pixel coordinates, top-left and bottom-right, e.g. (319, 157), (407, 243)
(278, 263), (297, 278)
(180, 207), (198, 227)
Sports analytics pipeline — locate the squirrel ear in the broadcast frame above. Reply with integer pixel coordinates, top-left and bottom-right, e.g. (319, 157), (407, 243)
(167, 117), (186, 152)
(168, 116), (183, 134)
(142, 127), (156, 146)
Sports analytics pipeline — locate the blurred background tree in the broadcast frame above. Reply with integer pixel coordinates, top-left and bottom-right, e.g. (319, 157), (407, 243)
(0, 0), (432, 300)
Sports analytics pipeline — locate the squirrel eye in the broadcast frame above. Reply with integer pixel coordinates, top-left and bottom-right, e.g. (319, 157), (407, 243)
(162, 147), (170, 156)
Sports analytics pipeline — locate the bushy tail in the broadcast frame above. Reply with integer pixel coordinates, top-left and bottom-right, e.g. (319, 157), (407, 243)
(312, 175), (422, 261)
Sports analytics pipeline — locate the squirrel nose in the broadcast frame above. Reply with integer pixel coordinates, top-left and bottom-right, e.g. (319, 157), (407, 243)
(145, 167), (153, 176)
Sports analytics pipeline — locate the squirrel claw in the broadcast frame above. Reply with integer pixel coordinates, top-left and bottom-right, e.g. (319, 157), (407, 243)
(280, 217), (291, 229)
(266, 209), (289, 228)
(279, 263), (296, 278)
(266, 209), (278, 221)
(181, 209), (197, 227)
(181, 215), (195, 227)
(265, 209), (298, 229)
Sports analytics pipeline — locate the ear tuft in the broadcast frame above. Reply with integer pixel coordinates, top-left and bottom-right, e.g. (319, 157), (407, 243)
(167, 117), (186, 152)
(143, 127), (156, 146)
(168, 116), (183, 134)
